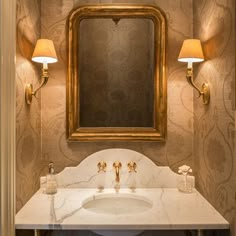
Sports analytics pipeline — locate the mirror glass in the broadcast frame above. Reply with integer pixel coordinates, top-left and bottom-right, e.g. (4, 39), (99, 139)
(67, 5), (167, 141)
(79, 18), (154, 127)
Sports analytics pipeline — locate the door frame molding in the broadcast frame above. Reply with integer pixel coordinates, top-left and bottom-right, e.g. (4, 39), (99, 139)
(0, 0), (16, 235)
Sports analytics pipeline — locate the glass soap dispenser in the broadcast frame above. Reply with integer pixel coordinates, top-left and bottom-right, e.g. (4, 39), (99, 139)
(177, 165), (193, 193)
(46, 162), (57, 195)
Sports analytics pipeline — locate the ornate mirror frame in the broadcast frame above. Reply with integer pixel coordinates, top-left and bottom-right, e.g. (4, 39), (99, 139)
(66, 5), (167, 141)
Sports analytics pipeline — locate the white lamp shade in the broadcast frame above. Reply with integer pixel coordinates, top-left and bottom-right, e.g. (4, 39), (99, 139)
(32, 39), (58, 64)
(178, 39), (204, 63)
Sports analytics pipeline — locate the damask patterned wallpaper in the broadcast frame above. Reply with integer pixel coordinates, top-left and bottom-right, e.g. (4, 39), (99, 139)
(40, 0), (194, 178)
(193, 0), (236, 233)
(16, 0), (236, 235)
(79, 18), (154, 127)
(16, 0), (44, 212)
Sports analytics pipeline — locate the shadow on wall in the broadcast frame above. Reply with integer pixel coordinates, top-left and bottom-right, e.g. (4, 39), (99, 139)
(16, 229), (229, 236)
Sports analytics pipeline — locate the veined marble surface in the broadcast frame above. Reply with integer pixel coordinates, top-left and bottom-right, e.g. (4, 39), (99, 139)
(43, 149), (193, 189)
(15, 188), (229, 230)
(16, 149), (228, 231)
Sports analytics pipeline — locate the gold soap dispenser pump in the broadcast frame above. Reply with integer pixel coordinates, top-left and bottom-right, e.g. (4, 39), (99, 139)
(46, 162), (57, 195)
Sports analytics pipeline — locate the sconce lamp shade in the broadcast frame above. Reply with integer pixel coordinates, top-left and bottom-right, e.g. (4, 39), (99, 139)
(178, 39), (204, 63)
(32, 39), (58, 64)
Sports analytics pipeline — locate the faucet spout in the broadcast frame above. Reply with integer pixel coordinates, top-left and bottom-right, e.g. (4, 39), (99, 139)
(113, 161), (122, 183)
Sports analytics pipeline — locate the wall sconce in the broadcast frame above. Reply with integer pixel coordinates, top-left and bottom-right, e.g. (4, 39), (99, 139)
(25, 39), (58, 104)
(178, 39), (210, 105)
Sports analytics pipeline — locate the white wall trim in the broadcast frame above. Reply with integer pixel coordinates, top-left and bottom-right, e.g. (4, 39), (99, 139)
(0, 0), (16, 235)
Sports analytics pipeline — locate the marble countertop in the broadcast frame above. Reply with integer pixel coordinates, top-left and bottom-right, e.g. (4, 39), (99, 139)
(15, 188), (229, 230)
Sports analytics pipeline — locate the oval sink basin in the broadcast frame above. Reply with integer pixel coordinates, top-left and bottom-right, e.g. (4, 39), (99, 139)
(82, 193), (153, 215)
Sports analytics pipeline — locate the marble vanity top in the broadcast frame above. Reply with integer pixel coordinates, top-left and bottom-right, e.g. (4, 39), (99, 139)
(15, 149), (229, 231)
(15, 188), (229, 230)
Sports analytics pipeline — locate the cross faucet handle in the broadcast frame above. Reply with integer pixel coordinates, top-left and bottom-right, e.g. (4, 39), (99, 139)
(97, 161), (107, 173)
(127, 161), (137, 173)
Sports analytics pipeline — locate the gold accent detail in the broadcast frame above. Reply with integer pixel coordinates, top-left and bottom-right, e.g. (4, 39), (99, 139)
(186, 68), (210, 105)
(202, 83), (210, 105)
(25, 83), (33, 104)
(112, 17), (121, 24)
(113, 161), (122, 183)
(97, 161), (107, 173)
(127, 161), (137, 173)
(34, 229), (41, 236)
(25, 67), (49, 104)
(66, 4), (167, 141)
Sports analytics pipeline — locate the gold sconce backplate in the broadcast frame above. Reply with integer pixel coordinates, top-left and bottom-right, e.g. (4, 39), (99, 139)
(25, 84), (33, 105)
(202, 83), (210, 105)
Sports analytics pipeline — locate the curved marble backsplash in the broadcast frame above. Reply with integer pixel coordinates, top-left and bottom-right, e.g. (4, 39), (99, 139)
(49, 149), (190, 189)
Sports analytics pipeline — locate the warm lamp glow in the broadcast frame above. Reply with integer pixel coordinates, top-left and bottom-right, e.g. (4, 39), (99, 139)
(177, 39), (209, 105)
(32, 39), (58, 64)
(178, 39), (204, 66)
(26, 39), (58, 105)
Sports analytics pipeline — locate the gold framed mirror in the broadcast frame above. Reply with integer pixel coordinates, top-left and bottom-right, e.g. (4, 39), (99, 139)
(66, 5), (167, 141)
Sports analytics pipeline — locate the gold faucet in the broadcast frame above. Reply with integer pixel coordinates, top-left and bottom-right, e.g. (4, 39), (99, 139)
(113, 161), (122, 183)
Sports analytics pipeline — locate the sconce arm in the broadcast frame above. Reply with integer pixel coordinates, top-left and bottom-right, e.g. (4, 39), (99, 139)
(32, 68), (49, 97)
(186, 68), (202, 97)
(25, 67), (49, 104)
(185, 68), (210, 105)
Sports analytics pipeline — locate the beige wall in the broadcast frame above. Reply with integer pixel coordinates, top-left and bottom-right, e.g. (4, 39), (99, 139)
(16, 0), (43, 212)
(40, 0), (194, 174)
(16, 0), (236, 235)
(15, 0), (194, 218)
(193, 0), (236, 232)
